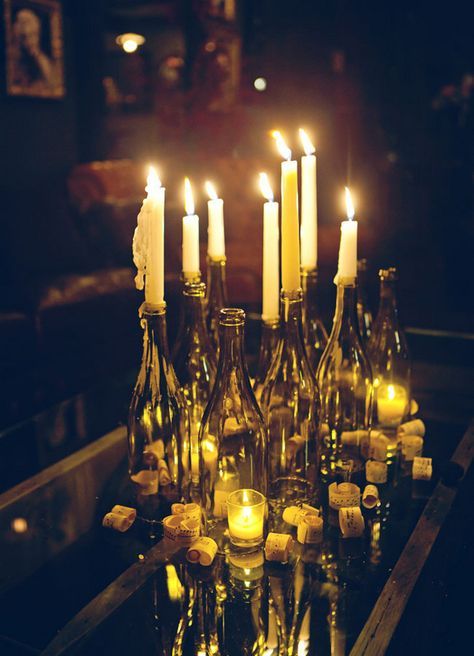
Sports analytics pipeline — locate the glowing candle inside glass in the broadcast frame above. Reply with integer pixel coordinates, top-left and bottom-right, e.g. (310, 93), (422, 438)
(377, 383), (408, 427)
(227, 489), (266, 547)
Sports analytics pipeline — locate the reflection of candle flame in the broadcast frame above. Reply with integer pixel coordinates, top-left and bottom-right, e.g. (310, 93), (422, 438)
(259, 172), (274, 201)
(299, 128), (315, 155)
(344, 186), (355, 220)
(184, 177), (195, 215)
(205, 180), (218, 201)
(272, 130), (291, 160)
(146, 165), (161, 195)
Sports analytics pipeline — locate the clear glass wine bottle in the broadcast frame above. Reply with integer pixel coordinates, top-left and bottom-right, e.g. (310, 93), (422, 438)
(259, 289), (320, 509)
(356, 258), (373, 341)
(367, 267), (411, 432)
(301, 267), (328, 373)
(206, 256), (228, 352)
(253, 318), (280, 403)
(199, 308), (267, 551)
(128, 302), (191, 528)
(172, 281), (217, 486)
(316, 277), (373, 481)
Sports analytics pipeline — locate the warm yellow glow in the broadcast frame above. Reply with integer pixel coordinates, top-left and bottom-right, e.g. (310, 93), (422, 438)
(254, 77), (267, 91)
(388, 384), (395, 400)
(242, 489), (249, 504)
(345, 186), (355, 220)
(146, 166), (161, 195)
(205, 180), (218, 201)
(115, 33), (145, 53)
(166, 564), (184, 602)
(184, 177), (195, 215)
(299, 128), (315, 156)
(259, 172), (273, 202)
(272, 130), (291, 161)
(11, 517), (28, 533)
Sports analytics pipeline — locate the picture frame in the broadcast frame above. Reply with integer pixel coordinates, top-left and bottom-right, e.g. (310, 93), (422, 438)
(4, 0), (65, 98)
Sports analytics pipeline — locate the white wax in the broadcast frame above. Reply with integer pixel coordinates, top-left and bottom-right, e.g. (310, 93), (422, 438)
(337, 219), (357, 279)
(207, 198), (225, 258)
(146, 187), (165, 305)
(300, 154), (317, 268)
(281, 159), (300, 292)
(182, 213), (200, 274)
(262, 200), (280, 321)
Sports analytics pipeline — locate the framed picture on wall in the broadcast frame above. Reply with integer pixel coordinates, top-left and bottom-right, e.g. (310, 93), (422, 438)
(4, 0), (65, 98)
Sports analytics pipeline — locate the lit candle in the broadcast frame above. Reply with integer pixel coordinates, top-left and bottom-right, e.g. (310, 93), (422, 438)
(227, 489), (266, 547)
(273, 131), (300, 292)
(377, 383), (408, 427)
(337, 187), (357, 280)
(182, 177), (200, 275)
(259, 172), (280, 321)
(299, 128), (317, 269)
(133, 166), (165, 305)
(205, 181), (225, 259)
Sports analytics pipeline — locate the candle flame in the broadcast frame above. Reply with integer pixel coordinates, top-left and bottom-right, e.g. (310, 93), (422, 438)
(146, 165), (161, 194)
(272, 130), (291, 161)
(388, 384), (395, 400)
(242, 489), (249, 504)
(259, 172), (273, 202)
(299, 128), (315, 155)
(345, 186), (355, 220)
(205, 180), (218, 201)
(184, 177), (195, 215)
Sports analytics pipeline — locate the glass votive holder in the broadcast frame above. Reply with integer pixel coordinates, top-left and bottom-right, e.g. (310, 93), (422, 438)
(376, 383), (408, 429)
(227, 489), (266, 548)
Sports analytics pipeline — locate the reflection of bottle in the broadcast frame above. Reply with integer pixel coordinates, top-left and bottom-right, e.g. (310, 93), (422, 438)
(172, 281), (217, 485)
(317, 278), (373, 479)
(356, 259), (373, 341)
(128, 303), (191, 526)
(301, 267), (328, 373)
(200, 309), (267, 549)
(206, 256), (228, 352)
(368, 268), (411, 431)
(260, 289), (320, 508)
(253, 318), (280, 403)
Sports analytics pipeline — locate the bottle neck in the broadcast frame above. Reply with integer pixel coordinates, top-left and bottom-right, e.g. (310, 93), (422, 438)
(332, 280), (359, 335)
(280, 289), (306, 348)
(182, 286), (208, 332)
(378, 280), (399, 320)
(301, 267), (321, 319)
(218, 321), (247, 374)
(206, 257), (228, 308)
(140, 303), (170, 366)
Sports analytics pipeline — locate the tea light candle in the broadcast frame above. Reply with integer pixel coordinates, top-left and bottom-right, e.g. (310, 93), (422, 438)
(377, 383), (408, 427)
(227, 489), (266, 547)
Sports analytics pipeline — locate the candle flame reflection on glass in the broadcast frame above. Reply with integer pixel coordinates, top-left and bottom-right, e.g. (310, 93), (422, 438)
(272, 130), (292, 161)
(299, 128), (315, 155)
(146, 165), (161, 196)
(184, 176), (195, 215)
(205, 180), (218, 201)
(345, 186), (355, 221)
(259, 172), (274, 202)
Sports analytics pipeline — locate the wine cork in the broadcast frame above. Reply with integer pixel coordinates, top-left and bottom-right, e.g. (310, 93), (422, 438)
(339, 507), (365, 538)
(158, 459), (172, 485)
(398, 419), (425, 438)
(401, 435), (423, 461)
(362, 485), (379, 509)
(171, 503), (186, 515)
(163, 515), (183, 540)
(365, 460), (388, 484)
(410, 399), (419, 416)
(144, 439), (165, 460)
(282, 505), (318, 526)
(341, 429), (368, 446)
(163, 515), (200, 543)
(186, 537), (218, 566)
(111, 505), (137, 523)
(265, 533), (293, 562)
(302, 503), (319, 516)
(328, 482), (361, 510)
(297, 514), (323, 544)
(102, 512), (132, 532)
(182, 503), (201, 522)
(131, 470), (158, 495)
(412, 456), (432, 481)
(368, 433), (389, 462)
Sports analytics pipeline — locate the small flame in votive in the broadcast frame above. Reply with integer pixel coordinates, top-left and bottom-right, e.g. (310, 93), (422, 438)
(345, 186), (355, 220)
(146, 166), (161, 195)
(242, 489), (250, 504)
(388, 384), (395, 400)
(259, 172), (273, 202)
(272, 130), (291, 161)
(299, 128), (315, 155)
(184, 177), (195, 215)
(205, 180), (218, 201)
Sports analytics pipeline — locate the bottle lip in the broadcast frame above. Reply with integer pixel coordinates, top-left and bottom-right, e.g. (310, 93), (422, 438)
(280, 288), (303, 302)
(379, 267), (398, 281)
(219, 307), (245, 326)
(140, 301), (167, 317)
(183, 281), (206, 296)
